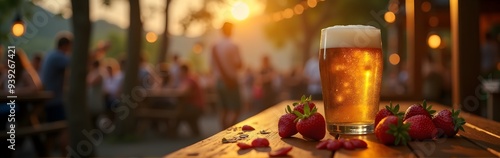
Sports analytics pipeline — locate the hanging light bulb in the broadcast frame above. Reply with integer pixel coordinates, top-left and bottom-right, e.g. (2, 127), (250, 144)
(11, 13), (25, 37)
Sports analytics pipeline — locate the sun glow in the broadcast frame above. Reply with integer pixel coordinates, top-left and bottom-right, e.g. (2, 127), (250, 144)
(231, 1), (250, 21)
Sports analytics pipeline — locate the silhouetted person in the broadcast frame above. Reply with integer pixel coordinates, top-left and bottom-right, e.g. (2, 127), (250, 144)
(481, 33), (499, 73)
(258, 55), (278, 108)
(40, 33), (72, 156)
(162, 64), (205, 136)
(87, 60), (105, 127)
(32, 53), (43, 73)
(211, 22), (243, 129)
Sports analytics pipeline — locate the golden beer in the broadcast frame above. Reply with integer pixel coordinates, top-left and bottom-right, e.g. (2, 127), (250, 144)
(319, 25), (383, 134)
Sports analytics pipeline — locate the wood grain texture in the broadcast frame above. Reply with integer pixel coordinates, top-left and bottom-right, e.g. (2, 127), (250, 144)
(166, 101), (333, 158)
(166, 101), (500, 157)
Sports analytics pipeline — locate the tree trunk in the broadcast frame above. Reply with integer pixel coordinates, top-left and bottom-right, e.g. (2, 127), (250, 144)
(157, 0), (171, 64)
(68, 0), (93, 157)
(116, 0), (142, 137)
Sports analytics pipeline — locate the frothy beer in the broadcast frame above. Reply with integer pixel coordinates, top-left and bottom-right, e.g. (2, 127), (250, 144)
(319, 25), (383, 134)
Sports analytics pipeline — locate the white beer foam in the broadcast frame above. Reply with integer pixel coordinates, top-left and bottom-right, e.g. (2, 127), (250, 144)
(321, 25), (381, 49)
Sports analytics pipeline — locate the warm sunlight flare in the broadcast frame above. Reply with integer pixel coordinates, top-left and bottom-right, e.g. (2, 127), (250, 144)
(146, 32), (158, 43)
(231, 1), (250, 21)
(428, 34), (441, 49)
(11, 22), (25, 37)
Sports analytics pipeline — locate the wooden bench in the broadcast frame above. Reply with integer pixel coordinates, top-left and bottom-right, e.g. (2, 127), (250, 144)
(0, 120), (67, 138)
(165, 101), (500, 157)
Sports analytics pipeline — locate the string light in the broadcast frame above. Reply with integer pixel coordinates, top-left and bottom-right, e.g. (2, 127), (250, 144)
(263, 0), (326, 23)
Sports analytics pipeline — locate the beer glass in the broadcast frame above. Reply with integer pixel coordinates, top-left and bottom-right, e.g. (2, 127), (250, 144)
(319, 25), (383, 134)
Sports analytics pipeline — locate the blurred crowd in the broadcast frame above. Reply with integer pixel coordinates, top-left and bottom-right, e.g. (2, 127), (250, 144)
(0, 22), (323, 157)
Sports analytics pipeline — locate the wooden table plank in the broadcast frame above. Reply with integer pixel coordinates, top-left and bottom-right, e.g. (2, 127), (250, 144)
(337, 134), (416, 158)
(166, 100), (500, 157)
(165, 101), (334, 158)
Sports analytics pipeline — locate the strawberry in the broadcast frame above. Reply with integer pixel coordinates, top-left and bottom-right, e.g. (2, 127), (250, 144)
(349, 138), (368, 148)
(432, 109), (465, 137)
(268, 146), (293, 157)
(375, 102), (404, 128)
(242, 125), (255, 131)
(315, 139), (332, 149)
(404, 115), (437, 140)
(237, 143), (253, 150)
(278, 105), (298, 138)
(375, 116), (411, 145)
(293, 95), (316, 114)
(251, 138), (270, 147)
(326, 140), (343, 151)
(294, 104), (326, 141)
(404, 100), (436, 120)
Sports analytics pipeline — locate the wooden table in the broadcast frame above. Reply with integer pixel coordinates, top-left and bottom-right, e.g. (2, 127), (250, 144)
(165, 101), (500, 157)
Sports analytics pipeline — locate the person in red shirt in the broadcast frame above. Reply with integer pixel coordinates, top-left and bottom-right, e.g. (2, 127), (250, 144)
(162, 64), (205, 136)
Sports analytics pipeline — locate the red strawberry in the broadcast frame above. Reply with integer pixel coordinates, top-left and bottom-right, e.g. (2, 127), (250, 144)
(242, 125), (255, 131)
(404, 115), (437, 140)
(315, 139), (332, 149)
(279, 105), (298, 138)
(404, 100), (436, 120)
(349, 138), (368, 148)
(326, 140), (343, 151)
(251, 138), (270, 147)
(294, 104), (326, 141)
(237, 143), (253, 149)
(293, 95), (316, 114)
(268, 146), (293, 157)
(375, 102), (403, 128)
(375, 116), (411, 145)
(432, 109), (465, 137)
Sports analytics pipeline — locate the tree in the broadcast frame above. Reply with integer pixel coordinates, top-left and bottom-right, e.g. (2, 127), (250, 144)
(263, 0), (388, 65)
(157, 0), (171, 64)
(115, 0), (142, 137)
(67, 0), (93, 157)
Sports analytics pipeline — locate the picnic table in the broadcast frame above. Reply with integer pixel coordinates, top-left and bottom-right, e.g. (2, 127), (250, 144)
(165, 100), (500, 157)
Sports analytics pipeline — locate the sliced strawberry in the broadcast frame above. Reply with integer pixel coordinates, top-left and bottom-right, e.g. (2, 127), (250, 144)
(242, 125), (255, 131)
(315, 139), (332, 149)
(349, 139), (368, 148)
(251, 138), (270, 147)
(237, 143), (253, 150)
(326, 140), (343, 151)
(269, 146), (293, 157)
(343, 141), (355, 150)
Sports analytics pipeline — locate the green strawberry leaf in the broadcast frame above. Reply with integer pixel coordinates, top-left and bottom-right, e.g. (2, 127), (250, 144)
(387, 116), (411, 146)
(422, 100), (436, 115)
(451, 109), (466, 132)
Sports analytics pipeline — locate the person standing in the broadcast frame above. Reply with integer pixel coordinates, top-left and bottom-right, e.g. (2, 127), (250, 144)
(40, 33), (72, 156)
(211, 22), (243, 129)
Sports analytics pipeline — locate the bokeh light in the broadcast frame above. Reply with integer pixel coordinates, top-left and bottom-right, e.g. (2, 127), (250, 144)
(11, 22), (25, 37)
(283, 8), (294, 19)
(231, 1), (250, 21)
(272, 12), (282, 22)
(384, 11), (396, 23)
(294, 4), (304, 15)
(307, 0), (317, 8)
(421, 1), (431, 12)
(428, 34), (441, 49)
(145, 32), (158, 43)
(429, 16), (439, 27)
(389, 53), (400, 65)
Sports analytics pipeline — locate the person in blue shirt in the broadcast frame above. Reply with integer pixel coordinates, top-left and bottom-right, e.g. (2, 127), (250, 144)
(40, 33), (72, 156)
